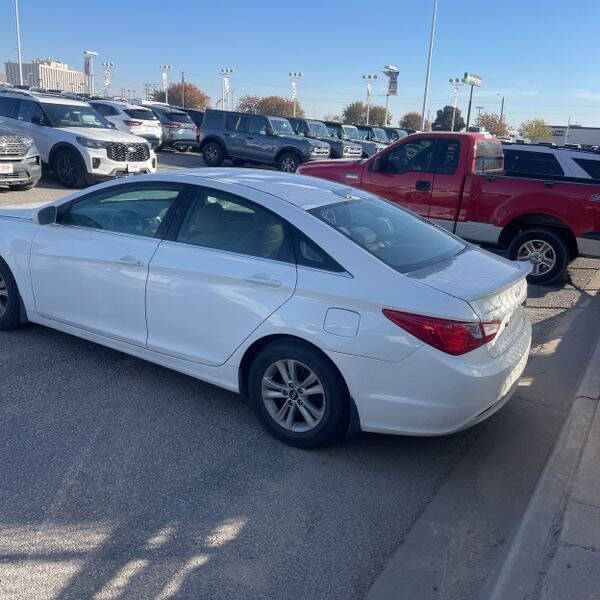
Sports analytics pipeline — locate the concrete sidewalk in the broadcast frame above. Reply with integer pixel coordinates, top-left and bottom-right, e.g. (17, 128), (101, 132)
(482, 337), (600, 600)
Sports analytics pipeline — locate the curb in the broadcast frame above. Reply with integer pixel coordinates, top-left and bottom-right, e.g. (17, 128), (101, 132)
(478, 336), (600, 600)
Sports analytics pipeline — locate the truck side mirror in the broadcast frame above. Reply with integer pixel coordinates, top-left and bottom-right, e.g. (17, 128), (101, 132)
(371, 157), (382, 172)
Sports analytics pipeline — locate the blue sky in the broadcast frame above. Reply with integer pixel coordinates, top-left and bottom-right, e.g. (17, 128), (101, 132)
(2, 0), (600, 128)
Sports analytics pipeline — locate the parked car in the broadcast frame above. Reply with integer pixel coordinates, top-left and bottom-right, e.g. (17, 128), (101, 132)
(148, 104), (197, 151)
(355, 124), (391, 149)
(298, 132), (600, 284)
(323, 121), (379, 157)
(0, 125), (42, 190)
(89, 100), (163, 148)
(0, 89), (156, 188)
(199, 110), (330, 172)
(183, 109), (204, 140)
(288, 117), (362, 159)
(502, 143), (600, 179)
(381, 126), (409, 142)
(0, 169), (532, 447)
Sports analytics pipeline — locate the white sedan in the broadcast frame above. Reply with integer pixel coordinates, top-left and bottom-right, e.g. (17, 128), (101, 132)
(0, 170), (532, 447)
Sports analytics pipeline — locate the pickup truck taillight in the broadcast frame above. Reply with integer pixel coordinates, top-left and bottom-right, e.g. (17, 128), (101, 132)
(382, 309), (500, 355)
(163, 122), (181, 129)
(123, 120), (143, 127)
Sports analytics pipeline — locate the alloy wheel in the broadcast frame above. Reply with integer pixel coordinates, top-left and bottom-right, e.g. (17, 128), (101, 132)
(261, 360), (326, 432)
(280, 158), (297, 172)
(205, 146), (218, 162)
(56, 154), (77, 185)
(0, 273), (8, 318)
(517, 239), (556, 276)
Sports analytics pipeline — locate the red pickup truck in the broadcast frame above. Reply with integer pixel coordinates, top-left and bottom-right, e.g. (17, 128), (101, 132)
(297, 132), (600, 284)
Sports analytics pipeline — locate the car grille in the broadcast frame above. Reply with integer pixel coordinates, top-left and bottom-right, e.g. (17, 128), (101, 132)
(106, 143), (150, 162)
(311, 146), (330, 157)
(343, 146), (362, 157)
(0, 136), (28, 157)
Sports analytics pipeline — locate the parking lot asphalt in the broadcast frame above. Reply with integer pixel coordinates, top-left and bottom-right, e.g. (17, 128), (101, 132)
(1, 156), (599, 599)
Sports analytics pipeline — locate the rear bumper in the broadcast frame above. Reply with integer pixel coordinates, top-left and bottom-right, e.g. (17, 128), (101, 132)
(329, 317), (532, 436)
(0, 156), (42, 188)
(577, 234), (600, 258)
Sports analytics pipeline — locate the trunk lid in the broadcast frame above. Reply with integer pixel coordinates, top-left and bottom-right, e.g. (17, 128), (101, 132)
(407, 246), (530, 357)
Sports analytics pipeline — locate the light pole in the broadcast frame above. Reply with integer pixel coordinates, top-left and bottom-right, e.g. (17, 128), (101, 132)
(362, 74), (377, 125)
(289, 72), (303, 117)
(14, 0), (23, 86)
(84, 50), (98, 95)
(497, 92), (505, 122)
(382, 64), (399, 125)
(420, 0), (438, 130)
(449, 77), (462, 131)
(160, 64), (172, 103)
(219, 67), (234, 111)
(102, 61), (114, 97)
(475, 106), (484, 123)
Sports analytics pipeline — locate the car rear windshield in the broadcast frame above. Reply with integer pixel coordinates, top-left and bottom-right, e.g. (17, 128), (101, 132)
(574, 158), (600, 179)
(43, 103), (111, 128)
(310, 197), (466, 273)
(474, 139), (504, 173)
(124, 109), (158, 120)
(166, 112), (193, 123)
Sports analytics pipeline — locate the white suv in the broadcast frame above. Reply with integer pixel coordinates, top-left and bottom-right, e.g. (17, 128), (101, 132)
(89, 100), (163, 149)
(0, 90), (157, 188)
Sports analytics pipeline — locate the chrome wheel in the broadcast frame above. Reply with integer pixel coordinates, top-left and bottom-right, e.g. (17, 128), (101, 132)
(517, 239), (556, 276)
(261, 360), (326, 432)
(0, 273), (8, 318)
(279, 157), (297, 172)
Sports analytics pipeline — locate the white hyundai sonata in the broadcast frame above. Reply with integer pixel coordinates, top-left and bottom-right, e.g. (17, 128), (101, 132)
(0, 169), (531, 447)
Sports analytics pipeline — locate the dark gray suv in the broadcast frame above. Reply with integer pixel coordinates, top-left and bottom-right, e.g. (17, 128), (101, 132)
(199, 110), (330, 172)
(288, 118), (362, 159)
(323, 121), (380, 158)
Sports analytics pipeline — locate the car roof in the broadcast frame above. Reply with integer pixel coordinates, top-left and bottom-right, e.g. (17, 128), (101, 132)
(168, 168), (365, 209)
(0, 89), (89, 106)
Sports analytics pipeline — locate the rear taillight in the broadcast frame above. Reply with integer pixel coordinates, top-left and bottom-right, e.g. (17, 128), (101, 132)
(123, 120), (143, 126)
(163, 122), (181, 129)
(382, 309), (500, 356)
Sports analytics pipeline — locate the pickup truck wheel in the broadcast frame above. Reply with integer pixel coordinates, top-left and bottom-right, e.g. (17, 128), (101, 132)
(53, 149), (86, 188)
(0, 260), (22, 331)
(202, 142), (224, 167)
(277, 152), (300, 173)
(508, 229), (568, 285)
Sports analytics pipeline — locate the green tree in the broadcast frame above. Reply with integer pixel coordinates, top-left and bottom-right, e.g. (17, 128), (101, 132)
(476, 112), (510, 137)
(342, 101), (390, 125)
(399, 112), (422, 130)
(432, 105), (465, 131)
(152, 83), (210, 109)
(518, 118), (552, 142)
(236, 95), (303, 117)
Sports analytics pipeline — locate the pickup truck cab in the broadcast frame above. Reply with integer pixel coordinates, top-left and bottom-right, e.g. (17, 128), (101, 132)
(298, 132), (600, 284)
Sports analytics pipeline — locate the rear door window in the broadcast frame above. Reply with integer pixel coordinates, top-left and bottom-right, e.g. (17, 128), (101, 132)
(504, 150), (564, 176)
(573, 158), (600, 179)
(0, 97), (20, 119)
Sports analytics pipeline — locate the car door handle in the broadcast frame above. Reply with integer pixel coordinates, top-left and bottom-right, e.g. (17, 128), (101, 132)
(116, 255), (144, 268)
(415, 180), (431, 191)
(244, 274), (282, 288)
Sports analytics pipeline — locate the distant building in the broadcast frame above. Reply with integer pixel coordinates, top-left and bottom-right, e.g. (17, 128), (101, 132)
(4, 58), (87, 93)
(0, 73), (6, 84)
(550, 125), (600, 148)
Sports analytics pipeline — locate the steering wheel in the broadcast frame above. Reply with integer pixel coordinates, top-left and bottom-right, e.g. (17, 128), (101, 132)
(107, 209), (144, 233)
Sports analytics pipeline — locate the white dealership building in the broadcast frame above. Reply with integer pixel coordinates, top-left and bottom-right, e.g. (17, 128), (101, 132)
(4, 59), (87, 93)
(551, 125), (600, 147)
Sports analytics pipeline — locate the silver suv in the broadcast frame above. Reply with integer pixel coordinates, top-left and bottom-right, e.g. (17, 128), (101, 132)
(146, 103), (197, 151)
(0, 125), (42, 190)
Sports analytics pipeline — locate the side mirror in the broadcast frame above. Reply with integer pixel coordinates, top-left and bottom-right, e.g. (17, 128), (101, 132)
(108, 122), (117, 129)
(31, 116), (45, 126)
(371, 157), (382, 172)
(36, 205), (57, 225)
(265, 125), (275, 136)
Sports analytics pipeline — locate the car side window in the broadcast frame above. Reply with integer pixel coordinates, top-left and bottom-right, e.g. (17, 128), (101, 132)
(59, 185), (183, 238)
(293, 230), (345, 273)
(226, 114), (240, 130)
(433, 140), (460, 175)
(92, 103), (118, 117)
(17, 100), (45, 123)
(573, 158), (600, 179)
(176, 189), (292, 262)
(0, 97), (20, 119)
(247, 116), (268, 135)
(381, 139), (436, 174)
(504, 150), (564, 176)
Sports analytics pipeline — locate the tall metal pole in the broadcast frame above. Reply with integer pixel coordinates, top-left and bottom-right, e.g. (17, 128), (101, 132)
(384, 94), (390, 126)
(362, 74), (377, 125)
(14, 0), (23, 86)
(500, 96), (504, 121)
(465, 84), (474, 128)
(420, 0), (438, 130)
(181, 72), (185, 108)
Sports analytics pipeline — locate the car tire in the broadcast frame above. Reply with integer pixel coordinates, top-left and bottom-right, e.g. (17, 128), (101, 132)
(248, 340), (349, 448)
(508, 228), (569, 285)
(277, 152), (301, 173)
(53, 149), (86, 188)
(202, 142), (224, 167)
(0, 259), (22, 331)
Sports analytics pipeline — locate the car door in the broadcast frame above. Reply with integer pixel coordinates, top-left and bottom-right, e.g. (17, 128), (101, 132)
(15, 99), (54, 161)
(223, 113), (247, 158)
(30, 182), (185, 346)
(360, 138), (436, 216)
(427, 138), (463, 226)
(239, 115), (274, 162)
(146, 185), (297, 366)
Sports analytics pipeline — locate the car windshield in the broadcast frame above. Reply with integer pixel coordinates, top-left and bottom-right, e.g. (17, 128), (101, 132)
(166, 112), (193, 123)
(307, 121), (330, 137)
(355, 129), (369, 140)
(124, 108), (158, 120)
(269, 117), (294, 135)
(372, 128), (389, 142)
(342, 125), (360, 140)
(327, 124), (342, 138)
(310, 196), (466, 273)
(43, 103), (111, 128)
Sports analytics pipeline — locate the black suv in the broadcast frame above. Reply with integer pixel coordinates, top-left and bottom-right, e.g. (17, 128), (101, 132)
(288, 117), (362, 159)
(199, 110), (330, 172)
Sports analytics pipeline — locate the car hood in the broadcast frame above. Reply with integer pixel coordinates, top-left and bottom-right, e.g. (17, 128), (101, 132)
(59, 127), (148, 143)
